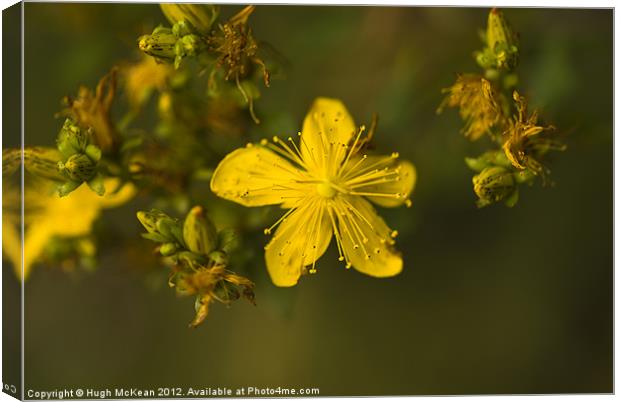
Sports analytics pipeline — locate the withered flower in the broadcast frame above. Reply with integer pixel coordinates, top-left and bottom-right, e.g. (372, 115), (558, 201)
(438, 74), (503, 141)
(174, 264), (255, 328)
(502, 91), (565, 176)
(208, 5), (270, 123)
(60, 69), (119, 152)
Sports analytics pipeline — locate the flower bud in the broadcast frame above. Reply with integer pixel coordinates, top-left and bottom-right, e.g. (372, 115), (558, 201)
(183, 206), (218, 255)
(472, 166), (518, 207)
(138, 27), (177, 62)
(160, 4), (220, 36)
(156, 217), (185, 246)
(57, 180), (81, 198)
(159, 242), (178, 256)
(137, 209), (185, 246)
(486, 8), (519, 70)
(84, 144), (101, 162)
(86, 173), (105, 196)
(137, 210), (171, 234)
(57, 119), (89, 157)
(58, 153), (96, 182)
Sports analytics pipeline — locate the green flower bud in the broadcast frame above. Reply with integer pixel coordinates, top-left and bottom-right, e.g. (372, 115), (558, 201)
(160, 3), (219, 35)
(179, 34), (203, 57)
(137, 209), (185, 246)
(472, 166), (518, 207)
(183, 206), (218, 255)
(156, 217), (185, 246)
(485, 8), (519, 70)
(58, 153), (96, 182)
(57, 119), (89, 157)
(172, 20), (193, 37)
(159, 242), (178, 256)
(85, 144), (101, 162)
(86, 172), (105, 196)
(57, 180), (81, 197)
(137, 210), (172, 234)
(138, 27), (177, 62)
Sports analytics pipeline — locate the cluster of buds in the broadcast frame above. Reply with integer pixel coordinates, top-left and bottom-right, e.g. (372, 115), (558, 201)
(440, 8), (565, 208)
(137, 205), (253, 327)
(475, 8), (520, 72)
(56, 119), (105, 197)
(137, 4), (272, 124)
(138, 23), (206, 69)
(138, 4), (219, 69)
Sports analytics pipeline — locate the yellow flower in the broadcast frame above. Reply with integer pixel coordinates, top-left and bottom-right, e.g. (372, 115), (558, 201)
(122, 56), (173, 113)
(502, 91), (563, 175)
(438, 74), (503, 140)
(2, 178), (135, 280)
(210, 98), (416, 287)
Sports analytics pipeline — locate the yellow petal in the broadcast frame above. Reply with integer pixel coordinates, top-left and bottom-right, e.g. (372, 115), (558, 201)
(300, 97), (356, 169)
(211, 144), (307, 207)
(336, 196), (402, 277)
(2, 212), (23, 279)
(22, 225), (53, 280)
(265, 200), (333, 287)
(365, 159), (416, 208)
(96, 178), (137, 208)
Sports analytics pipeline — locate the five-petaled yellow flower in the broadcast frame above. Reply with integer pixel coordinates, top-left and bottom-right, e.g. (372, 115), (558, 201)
(2, 178), (135, 280)
(210, 98), (416, 286)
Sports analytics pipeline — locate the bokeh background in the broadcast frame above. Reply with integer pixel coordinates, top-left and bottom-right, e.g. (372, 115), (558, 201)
(7, 4), (613, 395)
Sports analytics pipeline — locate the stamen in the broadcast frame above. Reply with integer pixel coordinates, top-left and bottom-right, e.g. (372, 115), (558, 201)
(341, 153), (396, 180)
(264, 207), (297, 235)
(327, 204), (347, 265)
(339, 125), (366, 173)
(309, 202), (326, 274)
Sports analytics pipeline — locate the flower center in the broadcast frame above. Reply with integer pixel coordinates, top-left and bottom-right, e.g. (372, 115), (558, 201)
(316, 181), (337, 198)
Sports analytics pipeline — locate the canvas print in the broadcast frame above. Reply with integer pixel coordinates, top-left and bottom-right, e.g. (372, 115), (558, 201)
(1, 3), (613, 398)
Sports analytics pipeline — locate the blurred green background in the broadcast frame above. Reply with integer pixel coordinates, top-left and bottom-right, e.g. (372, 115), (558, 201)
(12, 4), (613, 395)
